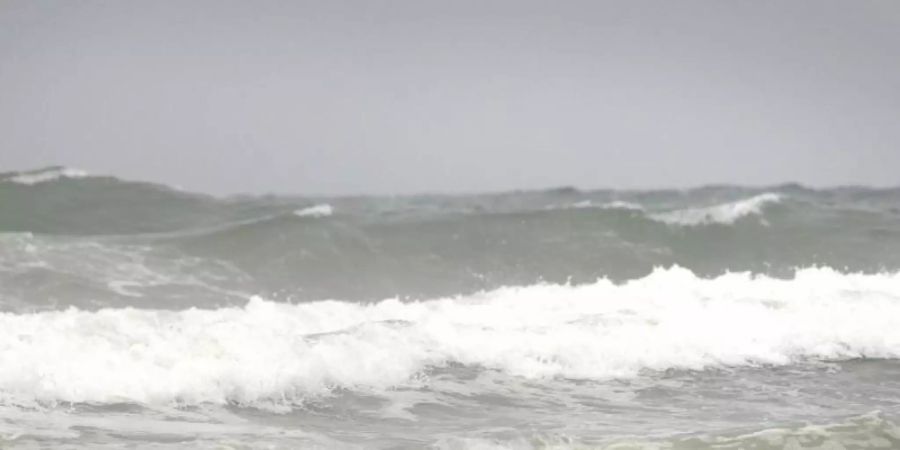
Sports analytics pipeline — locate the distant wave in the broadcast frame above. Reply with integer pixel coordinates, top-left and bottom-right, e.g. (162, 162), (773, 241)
(546, 199), (644, 212)
(293, 204), (334, 218)
(602, 200), (644, 210)
(0, 166), (90, 185)
(569, 200), (644, 210)
(552, 194), (780, 226)
(2, 266), (898, 407)
(0, 167), (225, 235)
(649, 193), (782, 226)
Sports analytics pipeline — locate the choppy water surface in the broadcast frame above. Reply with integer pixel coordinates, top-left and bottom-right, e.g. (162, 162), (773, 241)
(2, 167), (900, 449)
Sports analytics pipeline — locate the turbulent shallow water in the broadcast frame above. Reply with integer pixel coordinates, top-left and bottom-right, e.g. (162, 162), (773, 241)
(2, 166), (900, 449)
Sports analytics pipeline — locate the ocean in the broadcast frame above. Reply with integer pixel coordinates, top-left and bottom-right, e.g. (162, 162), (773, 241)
(2, 166), (900, 449)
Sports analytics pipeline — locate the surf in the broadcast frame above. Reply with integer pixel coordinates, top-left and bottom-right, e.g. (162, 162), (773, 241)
(2, 266), (899, 407)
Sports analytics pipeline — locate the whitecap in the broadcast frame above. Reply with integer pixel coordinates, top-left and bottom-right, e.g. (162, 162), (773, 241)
(1, 266), (899, 406)
(293, 204), (334, 218)
(599, 200), (644, 211)
(6, 167), (90, 185)
(649, 193), (782, 226)
(553, 200), (643, 211)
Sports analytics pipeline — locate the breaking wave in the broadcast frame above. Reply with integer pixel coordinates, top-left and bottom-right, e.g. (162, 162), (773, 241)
(648, 193), (783, 226)
(4, 170), (900, 304)
(2, 266), (899, 407)
(293, 204), (334, 218)
(0, 166), (90, 185)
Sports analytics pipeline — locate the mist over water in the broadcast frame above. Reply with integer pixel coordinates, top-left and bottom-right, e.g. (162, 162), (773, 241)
(2, 167), (900, 448)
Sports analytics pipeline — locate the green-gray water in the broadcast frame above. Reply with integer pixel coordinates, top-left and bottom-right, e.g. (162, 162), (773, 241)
(2, 167), (900, 449)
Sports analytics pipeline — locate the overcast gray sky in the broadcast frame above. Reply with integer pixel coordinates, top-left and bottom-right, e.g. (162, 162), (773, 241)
(1, 1), (899, 195)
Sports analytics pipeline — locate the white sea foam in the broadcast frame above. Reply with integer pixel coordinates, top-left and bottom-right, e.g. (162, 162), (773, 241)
(293, 204), (334, 218)
(569, 200), (594, 208)
(1, 266), (899, 407)
(5, 167), (90, 185)
(554, 200), (643, 211)
(601, 200), (644, 211)
(649, 193), (782, 226)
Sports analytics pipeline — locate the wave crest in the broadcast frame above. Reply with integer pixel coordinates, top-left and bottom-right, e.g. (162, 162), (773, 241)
(649, 193), (783, 226)
(2, 266), (899, 407)
(293, 204), (334, 218)
(0, 166), (90, 185)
